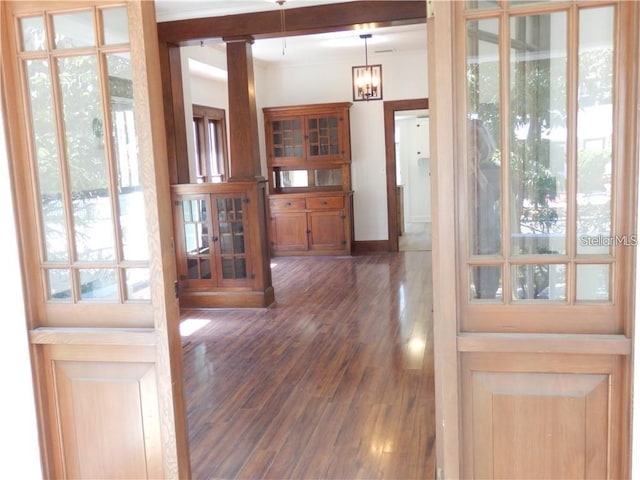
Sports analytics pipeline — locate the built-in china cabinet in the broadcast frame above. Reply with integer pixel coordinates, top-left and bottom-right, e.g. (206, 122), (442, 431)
(263, 102), (354, 256)
(171, 181), (273, 308)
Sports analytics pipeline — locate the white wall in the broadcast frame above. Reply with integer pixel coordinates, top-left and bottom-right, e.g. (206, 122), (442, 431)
(261, 50), (428, 241)
(397, 115), (431, 224)
(180, 45), (428, 241)
(0, 98), (43, 478)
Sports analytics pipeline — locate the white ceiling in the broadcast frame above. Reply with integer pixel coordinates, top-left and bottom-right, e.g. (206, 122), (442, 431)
(154, 0), (427, 66)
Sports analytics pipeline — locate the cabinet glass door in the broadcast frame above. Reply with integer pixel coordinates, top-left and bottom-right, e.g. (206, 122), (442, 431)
(179, 196), (215, 285)
(306, 114), (342, 161)
(271, 117), (304, 164)
(213, 195), (249, 284)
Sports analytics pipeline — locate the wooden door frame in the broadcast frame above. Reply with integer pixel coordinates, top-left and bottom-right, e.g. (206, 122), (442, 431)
(384, 98), (429, 253)
(427, 2), (460, 477)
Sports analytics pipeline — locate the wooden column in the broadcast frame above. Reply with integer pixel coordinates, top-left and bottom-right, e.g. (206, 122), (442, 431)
(225, 37), (262, 181)
(158, 40), (190, 184)
(224, 36), (273, 307)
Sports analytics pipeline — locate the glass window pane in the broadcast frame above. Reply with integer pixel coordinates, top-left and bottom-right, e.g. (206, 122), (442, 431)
(194, 199), (204, 222)
(234, 258), (247, 278)
(26, 59), (69, 262)
(187, 258), (198, 279)
(107, 53), (148, 261)
(20, 16), (46, 52)
(511, 0), (556, 4)
(576, 264), (610, 302)
(576, 7), (614, 254)
(79, 269), (118, 300)
(510, 12), (567, 256)
(208, 120), (220, 178)
(512, 264), (566, 301)
(470, 266), (503, 300)
(200, 259), (211, 279)
(47, 269), (72, 301)
(58, 55), (116, 262)
(467, 0), (499, 8)
(53, 11), (95, 49)
(467, 19), (501, 256)
(125, 268), (150, 301)
(102, 7), (129, 45)
(233, 232), (245, 253)
(220, 234), (232, 254)
(193, 119), (202, 178)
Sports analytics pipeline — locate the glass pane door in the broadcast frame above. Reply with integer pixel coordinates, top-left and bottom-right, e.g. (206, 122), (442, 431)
(271, 117), (304, 162)
(213, 195), (249, 283)
(307, 115), (341, 160)
(19, 6), (150, 305)
(178, 196), (215, 284)
(464, 3), (619, 330)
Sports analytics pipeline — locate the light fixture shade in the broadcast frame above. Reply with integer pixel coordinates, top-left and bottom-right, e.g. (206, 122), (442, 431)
(352, 64), (383, 102)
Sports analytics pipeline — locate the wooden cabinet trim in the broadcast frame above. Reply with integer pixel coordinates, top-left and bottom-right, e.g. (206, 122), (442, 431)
(458, 333), (631, 355)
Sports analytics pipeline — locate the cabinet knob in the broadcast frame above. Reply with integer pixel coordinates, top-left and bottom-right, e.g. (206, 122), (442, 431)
(212, 236), (219, 242)
(306, 230), (311, 234)
(322, 201), (328, 205)
(286, 202), (292, 206)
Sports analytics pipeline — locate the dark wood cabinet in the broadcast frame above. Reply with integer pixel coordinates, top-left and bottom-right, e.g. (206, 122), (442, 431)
(268, 192), (353, 255)
(174, 192), (250, 289)
(264, 103), (354, 256)
(172, 182), (274, 308)
(264, 102), (352, 194)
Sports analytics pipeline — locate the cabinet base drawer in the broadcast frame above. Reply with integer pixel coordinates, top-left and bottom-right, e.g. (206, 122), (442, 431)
(306, 195), (344, 209)
(269, 197), (306, 210)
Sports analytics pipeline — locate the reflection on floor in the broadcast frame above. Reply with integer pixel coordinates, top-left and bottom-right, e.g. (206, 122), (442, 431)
(399, 222), (432, 252)
(181, 252), (436, 479)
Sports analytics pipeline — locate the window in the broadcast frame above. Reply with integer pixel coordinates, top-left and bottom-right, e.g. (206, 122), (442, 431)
(192, 105), (228, 183)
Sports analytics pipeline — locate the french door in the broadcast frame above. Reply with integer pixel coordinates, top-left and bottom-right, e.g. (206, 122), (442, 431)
(430, 0), (637, 478)
(0, 1), (189, 477)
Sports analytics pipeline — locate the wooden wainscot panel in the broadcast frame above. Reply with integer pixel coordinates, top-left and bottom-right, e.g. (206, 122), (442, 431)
(461, 352), (625, 479)
(42, 344), (164, 479)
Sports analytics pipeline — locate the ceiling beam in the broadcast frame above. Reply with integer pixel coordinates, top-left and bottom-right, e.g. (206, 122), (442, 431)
(157, 1), (427, 46)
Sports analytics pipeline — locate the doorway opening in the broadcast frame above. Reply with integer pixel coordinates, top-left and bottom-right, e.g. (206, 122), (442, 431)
(384, 98), (429, 252)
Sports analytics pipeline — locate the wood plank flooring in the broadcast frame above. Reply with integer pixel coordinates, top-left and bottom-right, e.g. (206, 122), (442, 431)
(181, 251), (435, 479)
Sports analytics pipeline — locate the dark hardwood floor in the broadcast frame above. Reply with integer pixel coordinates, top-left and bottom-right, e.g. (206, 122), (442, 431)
(180, 251), (435, 479)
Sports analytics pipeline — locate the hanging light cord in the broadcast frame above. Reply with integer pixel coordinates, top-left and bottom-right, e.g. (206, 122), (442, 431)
(277, 0), (287, 55)
(360, 33), (372, 66)
(364, 34), (369, 66)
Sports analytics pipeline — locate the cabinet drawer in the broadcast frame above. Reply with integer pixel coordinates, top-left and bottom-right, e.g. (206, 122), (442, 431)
(269, 197), (306, 211)
(306, 196), (344, 209)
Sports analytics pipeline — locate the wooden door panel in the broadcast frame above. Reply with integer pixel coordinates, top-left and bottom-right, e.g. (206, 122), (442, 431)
(308, 210), (345, 251)
(462, 352), (622, 479)
(43, 344), (164, 479)
(270, 212), (308, 252)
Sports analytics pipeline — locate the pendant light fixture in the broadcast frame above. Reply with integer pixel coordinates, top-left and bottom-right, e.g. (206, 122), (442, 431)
(352, 34), (383, 101)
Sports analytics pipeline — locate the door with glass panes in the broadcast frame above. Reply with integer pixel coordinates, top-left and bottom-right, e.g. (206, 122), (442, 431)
(175, 193), (251, 290)
(0, 1), (189, 477)
(433, 1), (636, 478)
